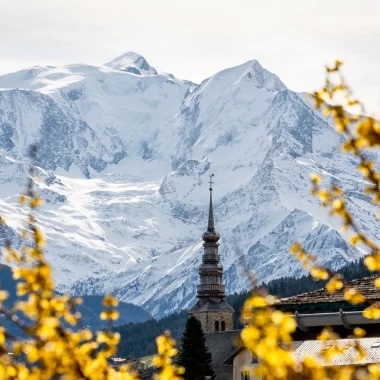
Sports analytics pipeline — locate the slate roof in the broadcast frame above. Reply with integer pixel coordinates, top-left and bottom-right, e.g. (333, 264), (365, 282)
(189, 299), (235, 313)
(205, 330), (242, 380)
(275, 275), (380, 308)
(294, 337), (380, 366)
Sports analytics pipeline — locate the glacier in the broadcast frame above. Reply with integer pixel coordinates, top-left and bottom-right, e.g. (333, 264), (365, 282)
(0, 51), (375, 317)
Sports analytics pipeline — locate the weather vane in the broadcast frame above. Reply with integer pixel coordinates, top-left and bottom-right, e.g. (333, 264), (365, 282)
(209, 174), (214, 190)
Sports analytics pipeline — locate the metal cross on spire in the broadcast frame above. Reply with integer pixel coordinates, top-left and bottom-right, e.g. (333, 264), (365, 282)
(209, 174), (214, 191)
(207, 174), (215, 231)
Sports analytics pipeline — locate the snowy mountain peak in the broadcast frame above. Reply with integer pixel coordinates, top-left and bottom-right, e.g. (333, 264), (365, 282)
(104, 51), (157, 75)
(190, 59), (286, 107)
(0, 54), (376, 318)
(242, 59), (287, 92)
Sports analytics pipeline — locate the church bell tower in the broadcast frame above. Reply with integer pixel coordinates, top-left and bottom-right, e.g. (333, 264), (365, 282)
(189, 175), (235, 332)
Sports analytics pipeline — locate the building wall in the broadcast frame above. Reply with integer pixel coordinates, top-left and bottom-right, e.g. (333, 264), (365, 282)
(191, 311), (234, 333)
(233, 350), (261, 380)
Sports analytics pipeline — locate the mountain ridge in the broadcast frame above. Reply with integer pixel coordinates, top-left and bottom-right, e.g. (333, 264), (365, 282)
(0, 52), (375, 317)
(0, 263), (151, 337)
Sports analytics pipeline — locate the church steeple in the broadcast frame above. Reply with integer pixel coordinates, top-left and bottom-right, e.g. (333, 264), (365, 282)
(190, 175), (235, 333)
(198, 174), (224, 299)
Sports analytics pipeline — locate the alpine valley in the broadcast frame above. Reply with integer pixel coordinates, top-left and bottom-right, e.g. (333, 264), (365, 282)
(0, 52), (377, 317)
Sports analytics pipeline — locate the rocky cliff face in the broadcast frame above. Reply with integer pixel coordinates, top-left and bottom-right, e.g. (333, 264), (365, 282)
(0, 52), (372, 316)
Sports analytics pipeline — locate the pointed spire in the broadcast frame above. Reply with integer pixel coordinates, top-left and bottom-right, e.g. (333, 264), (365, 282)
(191, 174), (235, 331)
(208, 174), (215, 232)
(202, 174), (220, 244)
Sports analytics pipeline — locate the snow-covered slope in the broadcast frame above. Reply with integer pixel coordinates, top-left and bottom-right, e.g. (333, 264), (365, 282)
(0, 53), (375, 317)
(104, 52), (158, 75)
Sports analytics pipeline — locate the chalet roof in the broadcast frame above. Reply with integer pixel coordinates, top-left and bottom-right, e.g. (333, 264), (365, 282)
(189, 299), (235, 313)
(205, 330), (242, 380)
(275, 275), (380, 308)
(294, 337), (380, 366)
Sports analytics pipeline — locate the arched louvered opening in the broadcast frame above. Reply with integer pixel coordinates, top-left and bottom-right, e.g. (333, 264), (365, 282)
(215, 321), (219, 332)
(221, 321), (226, 331)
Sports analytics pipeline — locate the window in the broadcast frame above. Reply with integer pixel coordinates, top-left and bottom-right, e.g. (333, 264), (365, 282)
(221, 321), (226, 331)
(215, 321), (219, 331)
(241, 371), (251, 380)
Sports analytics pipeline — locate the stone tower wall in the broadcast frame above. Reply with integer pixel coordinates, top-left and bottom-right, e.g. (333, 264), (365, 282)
(191, 311), (234, 333)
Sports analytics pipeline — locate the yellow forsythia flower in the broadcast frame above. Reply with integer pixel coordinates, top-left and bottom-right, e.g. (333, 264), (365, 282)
(363, 305), (380, 320)
(353, 327), (366, 337)
(344, 289), (365, 305)
(364, 254), (380, 271)
(326, 277), (343, 293)
(103, 294), (119, 307)
(310, 266), (329, 280)
(0, 290), (9, 302)
(100, 310), (120, 320)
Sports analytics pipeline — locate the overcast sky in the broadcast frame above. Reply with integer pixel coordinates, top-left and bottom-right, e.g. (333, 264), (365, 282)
(1, 0), (379, 112)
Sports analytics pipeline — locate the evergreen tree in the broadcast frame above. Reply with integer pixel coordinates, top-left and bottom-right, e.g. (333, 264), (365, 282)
(115, 257), (376, 358)
(176, 316), (215, 380)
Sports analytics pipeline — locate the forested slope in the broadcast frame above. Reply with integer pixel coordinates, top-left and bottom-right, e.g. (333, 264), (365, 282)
(115, 258), (373, 358)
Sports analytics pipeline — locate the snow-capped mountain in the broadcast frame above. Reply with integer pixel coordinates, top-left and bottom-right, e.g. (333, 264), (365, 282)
(0, 52), (375, 317)
(104, 52), (158, 75)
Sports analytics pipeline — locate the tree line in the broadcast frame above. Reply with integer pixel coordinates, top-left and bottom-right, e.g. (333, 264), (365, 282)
(115, 257), (373, 359)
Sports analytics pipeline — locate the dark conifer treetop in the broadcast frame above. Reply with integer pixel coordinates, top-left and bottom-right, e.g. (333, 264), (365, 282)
(176, 316), (215, 380)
